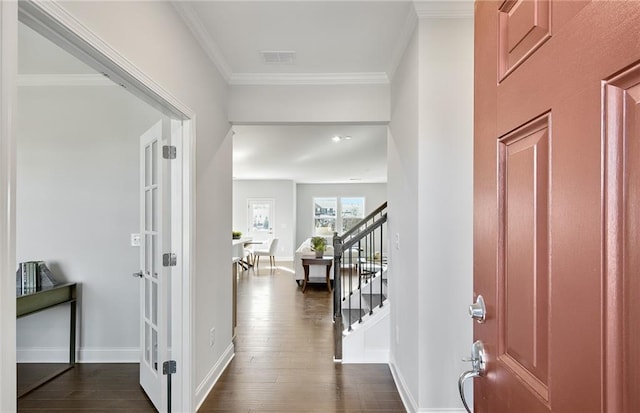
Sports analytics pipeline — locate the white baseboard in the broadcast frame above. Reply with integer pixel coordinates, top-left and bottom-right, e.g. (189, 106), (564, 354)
(389, 357), (467, 413)
(194, 342), (235, 411)
(389, 356), (418, 413)
(17, 347), (139, 363)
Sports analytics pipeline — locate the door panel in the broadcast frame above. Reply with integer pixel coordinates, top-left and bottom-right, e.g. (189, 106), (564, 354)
(139, 121), (167, 412)
(474, 1), (640, 412)
(604, 64), (640, 413)
(498, 114), (550, 400)
(498, 0), (551, 80)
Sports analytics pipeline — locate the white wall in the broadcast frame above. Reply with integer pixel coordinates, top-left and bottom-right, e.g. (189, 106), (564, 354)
(295, 183), (387, 247)
(16, 85), (163, 362)
(39, 1), (232, 408)
(417, 17), (473, 410)
(388, 23), (421, 409)
(388, 14), (474, 413)
(232, 179), (296, 259)
(229, 83), (390, 123)
(232, 181), (387, 258)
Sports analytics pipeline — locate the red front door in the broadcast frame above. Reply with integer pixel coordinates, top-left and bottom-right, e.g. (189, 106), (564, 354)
(474, 1), (640, 412)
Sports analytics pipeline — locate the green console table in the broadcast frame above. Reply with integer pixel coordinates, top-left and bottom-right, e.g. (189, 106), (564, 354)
(17, 282), (77, 397)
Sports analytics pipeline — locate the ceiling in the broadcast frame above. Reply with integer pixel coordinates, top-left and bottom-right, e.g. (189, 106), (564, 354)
(19, 1), (457, 184)
(173, 1), (415, 83)
(233, 124), (387, 184)
(176, 1), (419, 184)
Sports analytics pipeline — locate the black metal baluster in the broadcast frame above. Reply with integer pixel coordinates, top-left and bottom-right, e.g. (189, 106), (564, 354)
(379, 224), (384, 308)
(358, 239), (363, 324)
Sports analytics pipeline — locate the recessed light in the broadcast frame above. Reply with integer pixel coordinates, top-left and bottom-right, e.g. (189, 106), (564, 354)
(344, 136), (352, 140)
(332, 136), (341, 142)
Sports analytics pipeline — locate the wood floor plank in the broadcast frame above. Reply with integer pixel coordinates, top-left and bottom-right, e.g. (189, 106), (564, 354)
(18, 261), (405, 412)
(200, 262), (405, 412)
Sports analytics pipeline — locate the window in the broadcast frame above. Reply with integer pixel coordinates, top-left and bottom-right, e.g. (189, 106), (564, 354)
(313, 197), (365, 235)
(247, 198), (274, 234)
(340, 197), (365, 233)
(313, 197), (337, 236)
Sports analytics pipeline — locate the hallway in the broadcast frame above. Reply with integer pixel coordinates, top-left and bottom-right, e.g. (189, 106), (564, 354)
(199, 262), (404, 412)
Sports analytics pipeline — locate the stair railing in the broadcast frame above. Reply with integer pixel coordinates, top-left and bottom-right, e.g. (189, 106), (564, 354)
(332, 202), (387, 361)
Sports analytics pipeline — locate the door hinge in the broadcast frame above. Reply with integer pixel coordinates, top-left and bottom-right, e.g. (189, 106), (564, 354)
(162, 145), (177, 159)
(163, 360), (177, 375)
(163, 253), (177, 267)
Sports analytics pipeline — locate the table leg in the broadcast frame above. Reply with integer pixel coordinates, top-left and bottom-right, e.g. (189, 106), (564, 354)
(70, 300), (76, 365)
(302, 264), (309, 293)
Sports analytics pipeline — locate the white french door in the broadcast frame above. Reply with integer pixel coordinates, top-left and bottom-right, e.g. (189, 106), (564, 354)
(138, 120), (170, 411)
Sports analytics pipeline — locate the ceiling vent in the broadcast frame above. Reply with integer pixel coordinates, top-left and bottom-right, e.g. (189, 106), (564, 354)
(260, 50), (296, 65)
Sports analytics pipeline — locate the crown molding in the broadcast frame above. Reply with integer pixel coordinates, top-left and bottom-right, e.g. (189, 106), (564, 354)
(20, 0), (194, 119)
(171, 3), (392, 86)
(229, 72), (389, 86)
(18, 73), (114, 87)
(387, 5), (418, 81)
(413, 0), (474, 18)
(172, 2), (232, 82)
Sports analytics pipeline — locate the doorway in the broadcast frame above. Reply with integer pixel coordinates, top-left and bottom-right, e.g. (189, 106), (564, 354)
(7, 2), (194, 411)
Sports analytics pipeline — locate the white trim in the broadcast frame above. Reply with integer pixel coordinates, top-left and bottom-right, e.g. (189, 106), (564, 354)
(389, 357), (466, 412)
(172, 2), (232, 82)
(229, 72), (389, 86)
(194, 342), (235, 411)
(18, 73), (113, 87)
(183, 117), (196, 413)
(0, 2), (17, 412)
(413, 1), (474, 19)
(19, 1), (194, 120)
(172, 3), (390, 86)
(387, 6), (418, 81)
(17, 2), (197, 411)
(17, 347), (139, 363)
(169, 117), (188, 412)
(390, 357), (419, 413)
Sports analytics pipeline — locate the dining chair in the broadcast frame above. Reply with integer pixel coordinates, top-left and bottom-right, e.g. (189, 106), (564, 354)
(254, 238), (279, 269)
(242, 246), (254, 268)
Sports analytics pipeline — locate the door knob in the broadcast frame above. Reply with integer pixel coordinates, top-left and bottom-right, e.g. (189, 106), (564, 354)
(132, 271), (143, 278)
(458, 340), (486, 413)
(468, 295), (486, 323)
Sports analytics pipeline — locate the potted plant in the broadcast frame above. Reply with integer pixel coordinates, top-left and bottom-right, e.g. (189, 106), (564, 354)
(310, 236), (327, 258)
(232, 231), (242, 240)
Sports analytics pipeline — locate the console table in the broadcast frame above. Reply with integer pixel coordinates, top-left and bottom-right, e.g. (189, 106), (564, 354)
(301, 258), (333, 293)
(17, 282), (78, 397)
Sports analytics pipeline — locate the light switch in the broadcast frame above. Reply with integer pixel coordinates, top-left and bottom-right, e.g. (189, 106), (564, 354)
(131, 233), (141, 247)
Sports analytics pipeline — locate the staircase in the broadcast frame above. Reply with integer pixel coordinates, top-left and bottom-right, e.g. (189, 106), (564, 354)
(332, 202), (388, 362)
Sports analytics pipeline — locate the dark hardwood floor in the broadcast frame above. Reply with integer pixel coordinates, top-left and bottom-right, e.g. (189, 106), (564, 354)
(200, 262), (405, 413)
(17, 363), (155, 412)
(18, 261), (405, 413)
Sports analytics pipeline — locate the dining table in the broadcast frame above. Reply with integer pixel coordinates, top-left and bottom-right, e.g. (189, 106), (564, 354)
(232, 237), (263, 269)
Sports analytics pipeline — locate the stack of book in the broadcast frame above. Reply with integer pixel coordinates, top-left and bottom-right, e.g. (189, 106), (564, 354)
(18, 261), (40, 294)
(16, 261), (59, 295)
